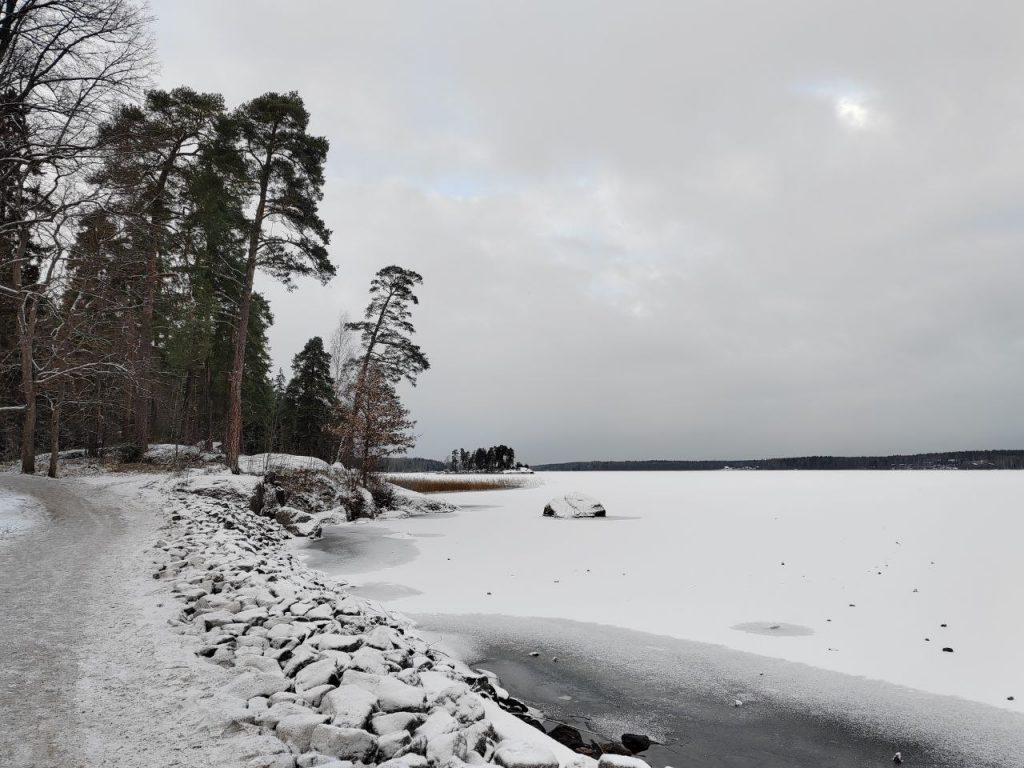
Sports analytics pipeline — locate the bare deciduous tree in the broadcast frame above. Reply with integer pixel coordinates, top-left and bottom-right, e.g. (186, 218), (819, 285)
(328, 309), (356, 400)
(0, 0), (151, 473)
(333, 363), (415, 488)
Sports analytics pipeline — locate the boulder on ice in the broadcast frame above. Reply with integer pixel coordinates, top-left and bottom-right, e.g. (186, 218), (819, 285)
(542, 493), (606, 518)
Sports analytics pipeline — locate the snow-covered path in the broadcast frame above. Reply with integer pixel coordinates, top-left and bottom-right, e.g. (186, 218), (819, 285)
(0, 474), (127, 765)
(0, 473), (273, 768)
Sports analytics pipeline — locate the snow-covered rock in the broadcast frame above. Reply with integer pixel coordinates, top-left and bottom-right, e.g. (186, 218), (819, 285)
(320, 684), (377, 729)
(378, 755), (429, 768)
(597, 756), (652, 768)
(240, 453), (333, 475)
(224, 671), (291, 700)
(493, 741), (560, 768)
(295, 658), (339, 691)
(377, 730), (413, 758)
(371, 711), (424, 735)
(416, 709), (458, 739)
(312, 633), (363, 652)
(385, 486), (457, 517)
(377, 676), (427, 712)
(542, 493), (606, 518)
(276, 712), (329, 751)
(428, 731), (468, 764)
(309, 724), (378, 761)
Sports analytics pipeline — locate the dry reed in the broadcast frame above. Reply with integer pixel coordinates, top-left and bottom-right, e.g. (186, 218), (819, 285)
(386, 474), (533, 494)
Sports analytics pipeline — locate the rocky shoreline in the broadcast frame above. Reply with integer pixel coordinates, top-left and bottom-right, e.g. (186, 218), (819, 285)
(153, 469), (639, 768)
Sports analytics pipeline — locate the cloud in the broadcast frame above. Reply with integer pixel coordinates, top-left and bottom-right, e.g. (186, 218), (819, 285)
(151, 0), (1024, 462)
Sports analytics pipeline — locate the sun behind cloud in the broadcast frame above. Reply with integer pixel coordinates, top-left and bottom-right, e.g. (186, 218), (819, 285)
(835, 96), (871, 129)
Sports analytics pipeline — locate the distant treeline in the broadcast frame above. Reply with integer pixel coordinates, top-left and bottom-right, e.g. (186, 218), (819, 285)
(380, 457), (447, 473)
(534, 450), (1024, 472)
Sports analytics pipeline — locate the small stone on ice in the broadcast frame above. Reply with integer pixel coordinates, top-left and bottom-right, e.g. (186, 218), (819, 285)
(733, 699), (743, 707)
(529, 652), (539, 657)
(942, 647), (954, 653)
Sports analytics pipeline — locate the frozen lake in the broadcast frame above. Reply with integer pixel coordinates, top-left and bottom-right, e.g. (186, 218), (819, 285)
(297, 470), (1023, 707)
(293, 470), (1024, 765)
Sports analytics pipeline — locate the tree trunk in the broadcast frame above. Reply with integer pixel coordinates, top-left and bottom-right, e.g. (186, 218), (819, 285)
(18, 362), (35, 474)
(179, 365), (194, 445)
(132, 243), (158, 449)
(12, 225), (36, 474)
(47, 395), (61, 478)
(203, 363), (212, 451)
(133, 153), (178, 452)
(224, 165), (271, 474)
(87, 375), (102, 458)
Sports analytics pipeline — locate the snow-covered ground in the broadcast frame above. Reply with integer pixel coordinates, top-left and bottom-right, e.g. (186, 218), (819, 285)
(293, 470), (1024, 711)
(239, 453), (336, 475)
(0, 487), (43, 543)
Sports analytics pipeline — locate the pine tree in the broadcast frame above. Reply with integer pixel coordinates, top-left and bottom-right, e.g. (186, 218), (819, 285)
(341, 265), (429, 464)
(280, 336), (336, 460)
(94, 87), (225, 451)
(219, 92), (334, 473)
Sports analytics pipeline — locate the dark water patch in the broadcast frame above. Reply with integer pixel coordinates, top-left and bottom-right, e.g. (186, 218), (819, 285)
(413, 613), (1021, 768)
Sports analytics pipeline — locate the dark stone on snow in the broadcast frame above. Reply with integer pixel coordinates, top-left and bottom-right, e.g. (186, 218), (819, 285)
(600, 742), (632, 756)
(502, 696), (529, 714)
(248, 483), (264, 514)
(942, 647), (954, 653)
(516, 713), (546, 731)
(621, 733), (652, 753)
(548, 724), (584, 750)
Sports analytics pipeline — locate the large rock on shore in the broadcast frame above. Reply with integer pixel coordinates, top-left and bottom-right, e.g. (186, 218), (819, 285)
(543, 493), (606, 518)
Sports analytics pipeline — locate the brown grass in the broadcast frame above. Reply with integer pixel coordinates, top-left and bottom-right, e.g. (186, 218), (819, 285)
(387, 474), (533, 494)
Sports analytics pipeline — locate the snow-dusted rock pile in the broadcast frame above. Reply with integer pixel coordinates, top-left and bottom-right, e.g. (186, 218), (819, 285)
(143, 443), (223, 467)
(250, 470), (457, 537)
(154, 472), (605, 768)
(384, 486), (458, 519)
(251, 471), (352, 537)
(542, 494), (606, 519)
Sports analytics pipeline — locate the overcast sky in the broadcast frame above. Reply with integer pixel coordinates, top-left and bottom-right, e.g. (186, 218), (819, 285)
(151, 1), (1024, 464)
